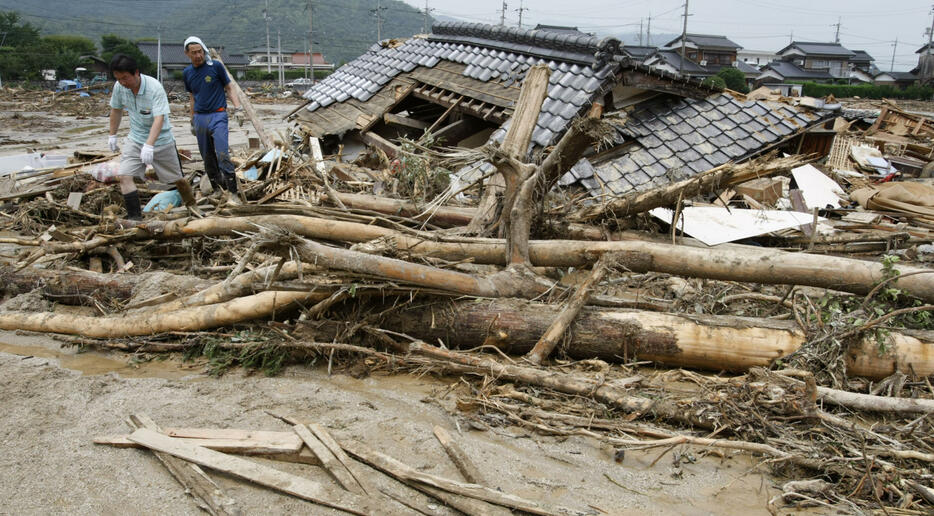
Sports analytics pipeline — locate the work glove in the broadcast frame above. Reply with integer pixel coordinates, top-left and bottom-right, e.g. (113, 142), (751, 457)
(108, 135), (120, 153)
(140, 144), (154, 166)
(231, 106), (244, 127)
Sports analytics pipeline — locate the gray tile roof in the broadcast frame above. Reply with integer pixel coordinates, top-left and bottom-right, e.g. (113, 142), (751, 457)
(136, 43), (248, 66)
(665, 33), (742, 50)
(778, 41), (855, 58)
(299, 22), (627, 148)
(561, 92), (831, 198)
(759, 61), (833, 80)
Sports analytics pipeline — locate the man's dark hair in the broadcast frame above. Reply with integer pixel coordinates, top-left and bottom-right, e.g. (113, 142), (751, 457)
(109, 53), (139, 75)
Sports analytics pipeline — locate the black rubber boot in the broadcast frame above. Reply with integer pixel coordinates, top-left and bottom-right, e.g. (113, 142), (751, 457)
(123, 191), (142, 220)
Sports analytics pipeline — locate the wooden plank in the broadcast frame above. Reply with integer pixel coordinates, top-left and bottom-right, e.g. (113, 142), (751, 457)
(128, 428), (401, 516)
(127, 414), (240, 516)
(789, 189), (815, 238)
(307, 423), (373, 496)
(383, 112), (429, 130)
(424, 97), (463, 136)
(95, 434), (302, 455)
(257, 182), (295, 205)
(432, 425), (483, 485)
(357, 81), (416, 134)
(340, 439), (565, 516)
(293, 424), (366, 495)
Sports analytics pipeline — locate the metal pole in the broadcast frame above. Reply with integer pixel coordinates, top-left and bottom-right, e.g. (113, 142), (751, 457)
(638, 19), (643, 46)
(309, 0), (314, 83)
(156, 27), (162, 82)
(646, 15), (651, 47)
(928, 4), (934, 55)
(516, 0), (526, 28)
(500, 1), (507, 26)
(265, 0), (271, 74)
(891, 37), (898, 72)
(834, 17), (841, 44)
(679, 0), (688, 76)
(377, 0), (382, 41)
(277, 30), (283, 88)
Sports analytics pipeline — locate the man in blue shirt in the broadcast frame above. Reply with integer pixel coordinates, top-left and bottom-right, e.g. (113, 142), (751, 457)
(107, 53), (201, 219)
(183, 36), (243, 203)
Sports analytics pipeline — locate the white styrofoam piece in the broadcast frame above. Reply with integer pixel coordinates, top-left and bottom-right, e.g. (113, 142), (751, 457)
(651, 206), (824, 246)
(791, 164), (847, 209)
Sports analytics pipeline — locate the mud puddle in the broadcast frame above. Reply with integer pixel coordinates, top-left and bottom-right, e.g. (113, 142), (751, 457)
(0, 339), (204, 380)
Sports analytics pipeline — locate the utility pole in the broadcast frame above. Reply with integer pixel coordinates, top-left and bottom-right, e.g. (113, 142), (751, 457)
(265, 0), (271, 74)
(832, 16), (841, 44)
(679, 0), (689, 76)
(638, 19), (643, 46)
(156, 26), (162, 82)
(499, 1), (507, 26)
(891, 37), (898, 72)
(423, 0), (435, 34)
(371, 0), (386, 42)
(928, 4), (934, 55)
(308, 0), (314, 83)
(515, 0), (527, 28)
(277, 30), (283, 88)
(789, 30), (793, 44)
(646, 14), (651, 47)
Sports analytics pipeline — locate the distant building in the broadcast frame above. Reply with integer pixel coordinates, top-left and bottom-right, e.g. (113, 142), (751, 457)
(245, 47), (334, 72)
(913, 43), (934, 84)
(532, 24), (594, 36)
(136, 42), (249, 79)
(738, 49), (776, 67)
(756, 60), (833, 85)
(848, 50), (876, 83)
(662, 33), (742, 69)
(774, 41), (854, 79)
(873, 71), (918, 89)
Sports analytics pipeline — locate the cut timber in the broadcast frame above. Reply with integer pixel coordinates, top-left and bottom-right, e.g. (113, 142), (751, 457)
(324, 192), (475, 227)
(383, 112), (429, 130)
(95, 434), (301, 455)
(127, 428), (403, 516)
(359, 131), (400, 158)
(340, 439), (567, 516)
(379, 298), (934, 379)
(127, 414), (240, 516)
(293, 424), (366, 495)
(432, 425), (484, 485)
(209, 50), (273, 150)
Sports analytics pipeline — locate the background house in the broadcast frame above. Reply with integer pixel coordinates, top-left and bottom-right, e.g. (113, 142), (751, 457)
(137, 42), (249, 79)
(738, 49), (776, 67)
(246, 47), (333, 73)
(873, 71), (918, 89)
(775, 41), (854, 79)
(662, 33), (742, 70)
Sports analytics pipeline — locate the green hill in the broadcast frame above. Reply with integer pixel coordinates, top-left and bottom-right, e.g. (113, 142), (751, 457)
(0, 0), (429, 66)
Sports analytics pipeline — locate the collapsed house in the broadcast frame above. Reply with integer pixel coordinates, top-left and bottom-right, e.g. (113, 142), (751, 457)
(290, 22), (837, 201)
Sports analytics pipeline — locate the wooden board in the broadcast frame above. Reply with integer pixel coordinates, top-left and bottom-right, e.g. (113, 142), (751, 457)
(128, 428), (401, 516)
(293, 424), (366, 495)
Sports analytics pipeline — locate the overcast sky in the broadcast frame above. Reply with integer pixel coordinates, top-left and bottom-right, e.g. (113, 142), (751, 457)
(403, 0), (933, 71)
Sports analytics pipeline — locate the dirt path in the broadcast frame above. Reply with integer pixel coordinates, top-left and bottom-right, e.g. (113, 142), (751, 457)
(0, 330), (790, 515)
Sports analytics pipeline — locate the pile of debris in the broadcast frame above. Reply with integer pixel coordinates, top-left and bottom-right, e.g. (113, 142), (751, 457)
(2, 22), (934, 514)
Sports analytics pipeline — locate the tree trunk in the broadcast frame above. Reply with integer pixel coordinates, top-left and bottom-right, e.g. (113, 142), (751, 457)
(0, 266), (211, 305)
(61, 215), (934, 302)
(380, 298), (934, 380)
(0, 290), (325, 337)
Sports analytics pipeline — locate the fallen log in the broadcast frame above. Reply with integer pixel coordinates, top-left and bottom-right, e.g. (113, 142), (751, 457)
(120, 215), (934, 302)
(0, 290), (325, 337)
(324, 192), (475, 227)
(379, 298), (934, 379)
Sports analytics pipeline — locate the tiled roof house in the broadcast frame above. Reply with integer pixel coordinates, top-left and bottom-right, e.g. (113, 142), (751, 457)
(292, 23), (835, 201)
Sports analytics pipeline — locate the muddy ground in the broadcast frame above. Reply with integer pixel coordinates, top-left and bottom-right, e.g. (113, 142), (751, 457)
(0, 89), (821, 515)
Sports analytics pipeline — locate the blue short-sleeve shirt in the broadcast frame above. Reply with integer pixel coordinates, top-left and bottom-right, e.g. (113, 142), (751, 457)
(109, 74), (174, 147)
(183, 61), (230, 113)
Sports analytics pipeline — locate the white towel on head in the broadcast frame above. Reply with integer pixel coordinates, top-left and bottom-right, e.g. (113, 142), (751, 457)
(183, 36), (213, 65)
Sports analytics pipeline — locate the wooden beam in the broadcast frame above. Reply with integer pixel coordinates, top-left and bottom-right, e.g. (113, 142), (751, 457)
(209, 49), (274, 149)
(127, 415), (240, 516)
(128, 428), (402, 515)
(359, 131), (401, 158)
(383, 112), (429, 130)
(293, 424), (366, 495)
(424, 96), (464, 135)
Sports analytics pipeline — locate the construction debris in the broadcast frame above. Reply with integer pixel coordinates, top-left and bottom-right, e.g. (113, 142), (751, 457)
(2, 21), (934, 515)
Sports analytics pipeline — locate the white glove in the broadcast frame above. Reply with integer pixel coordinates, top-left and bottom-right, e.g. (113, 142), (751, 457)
(140, 144), (154, 166)
(108, 135), (120, 152)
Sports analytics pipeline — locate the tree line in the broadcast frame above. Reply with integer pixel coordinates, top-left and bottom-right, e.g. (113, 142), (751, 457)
(0, 10), (154, 82)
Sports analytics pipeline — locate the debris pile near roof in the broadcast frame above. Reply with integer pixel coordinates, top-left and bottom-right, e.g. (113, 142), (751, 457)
(2, 23), (934, 515)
